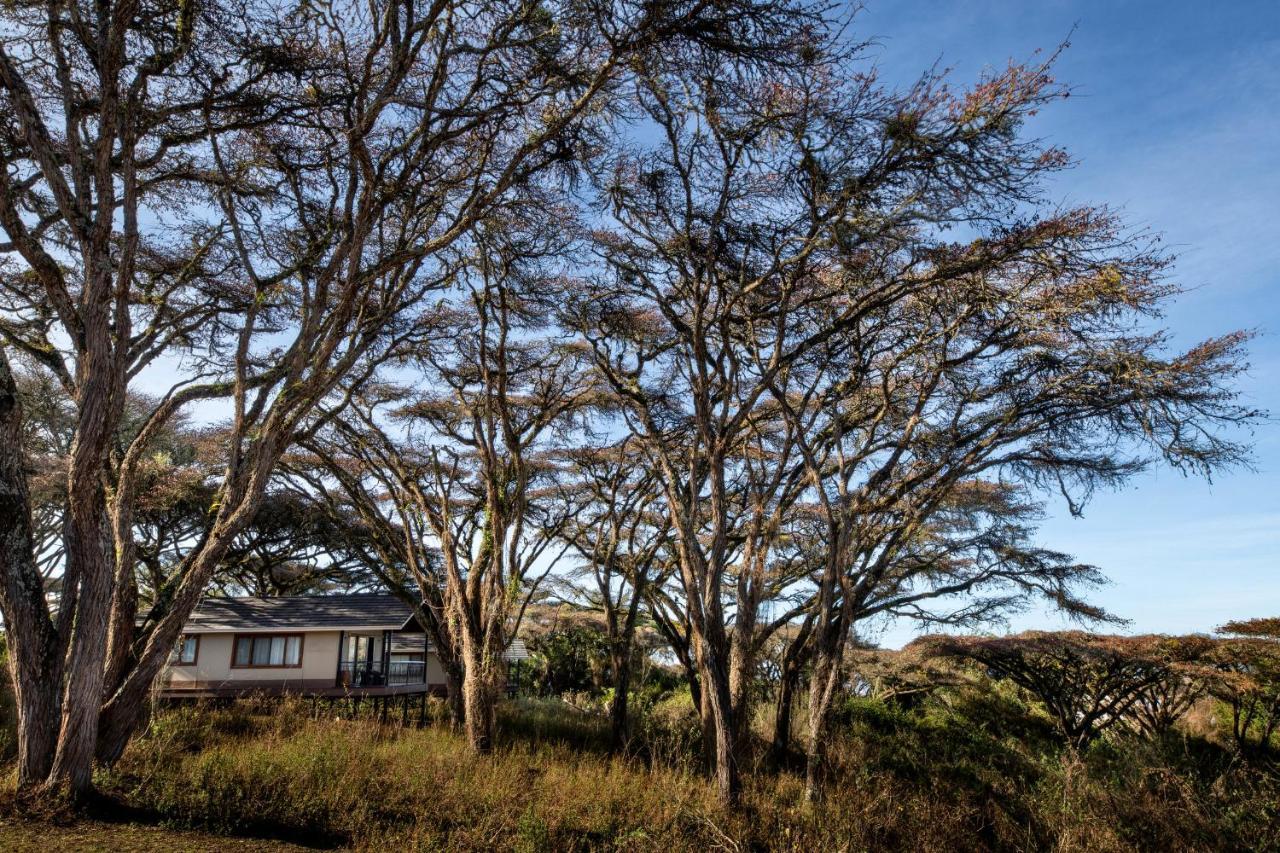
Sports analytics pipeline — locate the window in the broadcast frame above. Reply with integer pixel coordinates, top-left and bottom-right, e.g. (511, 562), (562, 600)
(172, 635), (199, 666)
(345, 634), (372, 662)
(232, 634), (303, 668)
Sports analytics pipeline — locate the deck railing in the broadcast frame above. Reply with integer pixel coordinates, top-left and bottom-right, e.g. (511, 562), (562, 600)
(337, 660), (426, 687)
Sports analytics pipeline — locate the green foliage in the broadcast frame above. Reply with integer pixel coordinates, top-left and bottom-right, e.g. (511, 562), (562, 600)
(524, 624), (611, 697)
(497, 698), (611, 752)
(915, 631), (1214, 749)
(633, 688), (705, 771)
(1210, 618), (1280, 751)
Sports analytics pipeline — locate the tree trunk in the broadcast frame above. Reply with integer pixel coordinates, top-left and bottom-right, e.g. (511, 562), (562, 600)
(803, 647), (841, 801)
(101, 534), (140, 700)
(698, 673), (716, 773)
(706, 670), (741, 805)
(461, 641), (495, 752)
(48, 520), (113, 795)
(444, 666), (465, 730)
(771, 615), (813, 765)
(609, 650), (633, 752)
(0, 350), (64, 790)
(728, 633), (754, 768)
(98, 513), (261, 766)
(9, 655), (60, 787)
(95, 692), (140, 767)
(772, 659), (801, 763)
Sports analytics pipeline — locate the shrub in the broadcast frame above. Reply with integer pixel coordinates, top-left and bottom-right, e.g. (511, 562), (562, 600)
(1208, 618), (1280, 752)
(914, 632), (1211, 749)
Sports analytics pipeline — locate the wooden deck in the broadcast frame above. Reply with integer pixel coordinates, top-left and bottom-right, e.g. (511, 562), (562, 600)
(159, 682), (444, 700)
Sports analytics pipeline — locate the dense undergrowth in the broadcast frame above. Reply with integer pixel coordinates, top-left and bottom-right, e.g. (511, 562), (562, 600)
(62, 685), (1279, 852)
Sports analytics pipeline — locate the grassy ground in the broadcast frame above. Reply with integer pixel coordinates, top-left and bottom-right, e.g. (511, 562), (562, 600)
(3, 690), (1279, 851)
(0, 817), (310, 852)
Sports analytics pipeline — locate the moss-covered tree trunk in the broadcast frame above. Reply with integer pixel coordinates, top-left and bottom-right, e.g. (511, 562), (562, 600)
(461, 639), (496, 752)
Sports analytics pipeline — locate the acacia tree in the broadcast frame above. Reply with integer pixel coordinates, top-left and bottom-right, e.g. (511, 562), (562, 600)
(1128, 671), (1205, 739)
(775, 257), (1251, 796)
(290, 403), (470, 726)
(0, 0), (812, 797)
(1208, 618), (1280, 752)
(555, 438), (672, 750)
(567, 35), (894, 802)
(0, 0), (306, 792)
(915, 632), (1204, 749)
(340, 217), (603, 752)
(725, 43), (1258, 793)
(568, 32), (1114, 802)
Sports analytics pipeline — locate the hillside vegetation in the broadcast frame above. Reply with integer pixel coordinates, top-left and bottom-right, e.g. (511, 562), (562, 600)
(4, 679), (1270, 853)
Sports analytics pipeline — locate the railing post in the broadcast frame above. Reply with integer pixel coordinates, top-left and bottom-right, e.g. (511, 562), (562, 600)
(381, 629), (392, 687)
(335, 630), (345, 687)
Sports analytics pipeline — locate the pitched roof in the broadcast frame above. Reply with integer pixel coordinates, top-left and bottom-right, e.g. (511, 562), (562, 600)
(184, 594), (421, 633)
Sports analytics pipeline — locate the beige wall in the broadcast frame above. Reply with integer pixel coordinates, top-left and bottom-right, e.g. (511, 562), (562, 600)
(165, 630), (341, 688)
(426, 652), (445, 685)
(161, 630), (445, 690)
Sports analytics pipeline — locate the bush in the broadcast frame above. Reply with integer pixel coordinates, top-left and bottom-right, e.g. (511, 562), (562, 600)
(634, 687), (705, 770)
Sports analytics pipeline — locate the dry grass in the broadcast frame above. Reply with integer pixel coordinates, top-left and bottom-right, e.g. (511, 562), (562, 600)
(0, 816), (309, 852)
(5, 689), (1278, 851)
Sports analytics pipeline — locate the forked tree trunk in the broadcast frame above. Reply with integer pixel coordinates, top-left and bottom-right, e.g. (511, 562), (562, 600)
(706, 671), (741, 805)
(98, 509), (264, 766)
(49, 523), (114, 794)
(0, 357), (106, 796)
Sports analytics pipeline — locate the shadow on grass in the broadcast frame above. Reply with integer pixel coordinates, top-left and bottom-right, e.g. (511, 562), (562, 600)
(0, 785), (347, 850)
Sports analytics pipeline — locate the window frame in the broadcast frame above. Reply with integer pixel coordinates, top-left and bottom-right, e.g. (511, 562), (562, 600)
(172, 634), (200, 667)
(230, 633), (305, 669)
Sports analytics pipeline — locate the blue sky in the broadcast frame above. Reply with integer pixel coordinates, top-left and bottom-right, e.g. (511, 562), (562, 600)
(856, 0), (1280, 645)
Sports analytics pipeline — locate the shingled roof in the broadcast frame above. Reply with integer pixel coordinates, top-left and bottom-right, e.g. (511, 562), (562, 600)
(184, 594), (423, 633)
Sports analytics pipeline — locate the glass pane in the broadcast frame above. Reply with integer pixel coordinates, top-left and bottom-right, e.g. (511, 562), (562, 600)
(285, 636), (301, 666)
(234, 637), (251, 666)
(182, 637), (197, 663)
(251, 637), (270, 665)
(269, 636), (285, 665)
